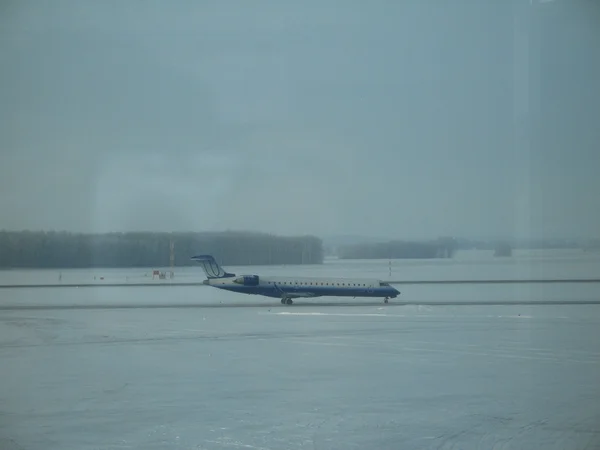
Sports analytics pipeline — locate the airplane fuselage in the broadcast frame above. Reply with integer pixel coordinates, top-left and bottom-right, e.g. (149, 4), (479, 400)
(205, 274), (400, 300)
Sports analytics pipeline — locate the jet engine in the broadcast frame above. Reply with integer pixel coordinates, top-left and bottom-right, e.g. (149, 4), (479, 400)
(233, 275), (259, 286)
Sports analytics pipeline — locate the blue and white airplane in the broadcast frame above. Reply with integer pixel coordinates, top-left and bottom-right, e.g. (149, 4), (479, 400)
(191, 254), (400, 305)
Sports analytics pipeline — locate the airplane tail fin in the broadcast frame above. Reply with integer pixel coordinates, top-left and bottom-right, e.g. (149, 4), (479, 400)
(190, 254), (236, 279)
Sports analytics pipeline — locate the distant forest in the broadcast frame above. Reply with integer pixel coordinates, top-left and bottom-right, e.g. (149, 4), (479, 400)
(338, 238), (458, 260)
(0, 231), (324, 268)
(333, 237), (600, 259)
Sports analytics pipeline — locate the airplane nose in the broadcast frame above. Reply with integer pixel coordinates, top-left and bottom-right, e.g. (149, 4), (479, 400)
(391, 286), (400, 297)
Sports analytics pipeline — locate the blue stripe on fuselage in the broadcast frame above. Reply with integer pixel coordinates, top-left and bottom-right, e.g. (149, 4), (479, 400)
(214, 284), (399, 299)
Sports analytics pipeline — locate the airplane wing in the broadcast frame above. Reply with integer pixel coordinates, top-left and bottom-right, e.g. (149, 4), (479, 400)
(285, 292), (317, 299)
(273, 282), (317, 299)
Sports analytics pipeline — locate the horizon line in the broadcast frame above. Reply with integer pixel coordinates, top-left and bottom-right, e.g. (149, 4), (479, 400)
(0, 229), (598, 242)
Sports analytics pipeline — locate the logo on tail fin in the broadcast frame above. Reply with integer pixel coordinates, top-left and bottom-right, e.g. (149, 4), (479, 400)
(190, 255), (235, 279)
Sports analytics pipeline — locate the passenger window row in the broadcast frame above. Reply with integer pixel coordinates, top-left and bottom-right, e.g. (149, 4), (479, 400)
(267, 281), (368, 287)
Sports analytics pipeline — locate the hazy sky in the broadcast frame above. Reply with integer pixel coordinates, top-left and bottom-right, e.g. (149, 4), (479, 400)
(1, 1), (599, 239)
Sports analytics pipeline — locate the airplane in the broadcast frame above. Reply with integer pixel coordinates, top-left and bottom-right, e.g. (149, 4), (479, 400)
(191, 254), (400, 305)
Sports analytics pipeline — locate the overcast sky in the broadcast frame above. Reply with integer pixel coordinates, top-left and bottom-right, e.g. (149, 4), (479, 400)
(1, 1), (599, 240)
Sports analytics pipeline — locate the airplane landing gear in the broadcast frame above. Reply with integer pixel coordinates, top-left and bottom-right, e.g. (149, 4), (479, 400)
(281, 298), (293, 305)
(384, 297), (389, 304)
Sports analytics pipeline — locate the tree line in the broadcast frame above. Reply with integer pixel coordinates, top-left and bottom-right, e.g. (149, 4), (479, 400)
(0, 231), (324, 268)
(338, 238), (458, 259)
